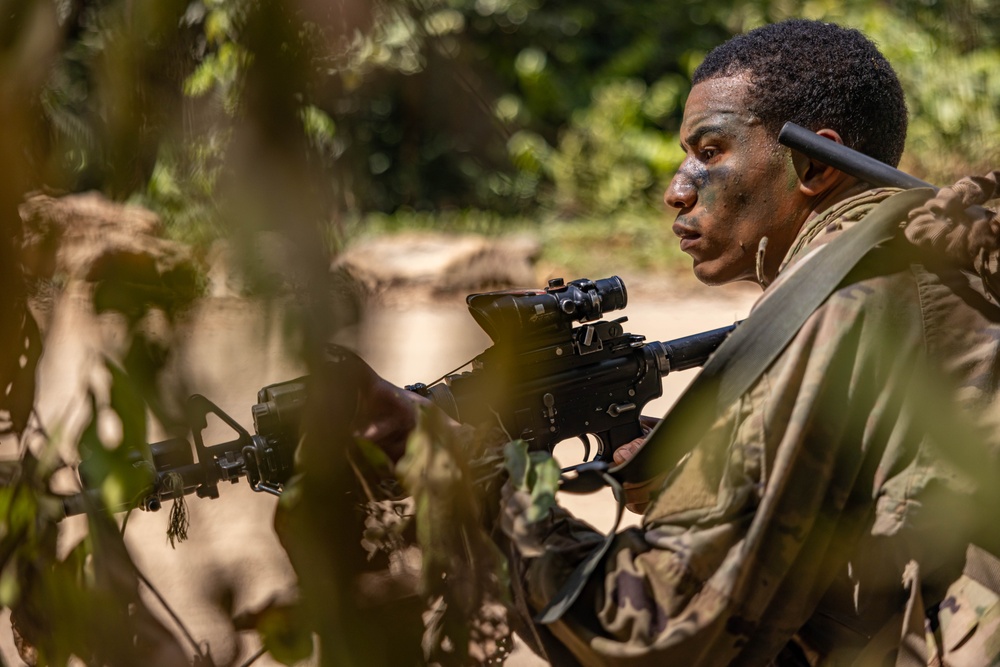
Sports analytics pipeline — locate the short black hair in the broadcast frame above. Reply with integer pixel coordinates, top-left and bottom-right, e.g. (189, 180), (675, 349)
(693, 19), (907, 167)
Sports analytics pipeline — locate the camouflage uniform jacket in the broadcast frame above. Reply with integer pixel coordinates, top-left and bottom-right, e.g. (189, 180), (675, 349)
(501, 189), (1000, 666)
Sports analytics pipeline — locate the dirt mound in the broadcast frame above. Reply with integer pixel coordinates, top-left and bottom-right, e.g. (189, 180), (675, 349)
(337, 232), (541, 305)
(20, 192), (193, 281)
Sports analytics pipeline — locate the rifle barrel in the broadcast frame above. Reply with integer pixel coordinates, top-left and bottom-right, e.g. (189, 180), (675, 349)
(648, 323), (738, 375)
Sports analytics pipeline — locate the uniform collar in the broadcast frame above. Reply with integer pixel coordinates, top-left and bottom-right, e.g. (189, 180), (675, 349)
(777, 187), (903, 278)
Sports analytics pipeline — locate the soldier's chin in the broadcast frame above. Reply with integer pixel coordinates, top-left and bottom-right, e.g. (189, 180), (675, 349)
(691, 258), (749, 287)
(691, 259), (729, 286)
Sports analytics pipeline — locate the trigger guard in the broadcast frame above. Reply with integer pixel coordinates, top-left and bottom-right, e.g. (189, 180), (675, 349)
(578, 435), (591, 462)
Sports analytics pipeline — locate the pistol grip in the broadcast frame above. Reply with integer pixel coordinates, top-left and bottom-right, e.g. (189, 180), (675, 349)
(596, 419), (645, 463)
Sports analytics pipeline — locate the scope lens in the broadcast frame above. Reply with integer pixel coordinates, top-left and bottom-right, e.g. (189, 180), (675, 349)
(595, 276), (627, 313)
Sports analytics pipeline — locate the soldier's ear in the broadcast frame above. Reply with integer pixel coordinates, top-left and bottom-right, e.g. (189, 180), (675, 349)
(792, 128), (852, 197)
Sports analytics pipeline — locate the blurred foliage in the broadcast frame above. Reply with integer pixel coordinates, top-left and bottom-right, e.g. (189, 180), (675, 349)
(1, 0), (999, 665)
(32, 0), (1000, 259)
(395, 410), (512, 664)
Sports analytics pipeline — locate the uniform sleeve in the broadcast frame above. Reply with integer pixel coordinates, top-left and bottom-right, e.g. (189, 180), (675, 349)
(499, 263), (928, 666)
(904, 170), (1000, 300)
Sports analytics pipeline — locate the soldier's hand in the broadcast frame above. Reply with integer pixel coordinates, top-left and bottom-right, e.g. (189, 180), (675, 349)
(612, 415), (661, 466)
(354, 373), (430, 464)
(324, 345), (431, 464)
(611, 415), (662, 514)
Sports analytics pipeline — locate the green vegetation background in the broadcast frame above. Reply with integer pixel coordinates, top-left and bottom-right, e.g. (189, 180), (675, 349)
(36, 0), (1000, 278)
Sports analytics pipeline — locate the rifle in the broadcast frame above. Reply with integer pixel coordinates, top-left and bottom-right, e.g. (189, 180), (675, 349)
(61, 378), (306, 517)
(406, 276), (735, 462)
(59, 276), (735, 517)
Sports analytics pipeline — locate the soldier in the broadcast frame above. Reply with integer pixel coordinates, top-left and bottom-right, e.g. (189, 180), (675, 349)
(355, 18), (1000, 665)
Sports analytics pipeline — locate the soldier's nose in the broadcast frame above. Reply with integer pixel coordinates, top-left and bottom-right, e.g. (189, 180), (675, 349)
(665, 174), (696, 209)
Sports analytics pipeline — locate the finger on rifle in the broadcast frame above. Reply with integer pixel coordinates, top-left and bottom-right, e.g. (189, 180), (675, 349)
(613, 437), (646, 466)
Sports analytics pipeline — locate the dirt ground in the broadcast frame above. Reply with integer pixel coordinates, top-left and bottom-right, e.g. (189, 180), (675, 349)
(0, 267), (758, 666)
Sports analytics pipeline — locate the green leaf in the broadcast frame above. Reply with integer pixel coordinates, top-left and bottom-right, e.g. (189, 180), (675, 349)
(0, 556), (21, 606)
(526, 451), (560, 523)
(108, 362), (148, 455)
(183, 55), (219, 97)
(503, 439), (529, 488)
(204, 8), (232, 45)
(300, 105), (336, 145)
(257, 605), (315, 665)
(353, 437), (394, 475)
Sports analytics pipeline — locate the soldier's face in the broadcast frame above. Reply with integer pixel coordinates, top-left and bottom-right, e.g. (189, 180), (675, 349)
(665, 75), (807, 286)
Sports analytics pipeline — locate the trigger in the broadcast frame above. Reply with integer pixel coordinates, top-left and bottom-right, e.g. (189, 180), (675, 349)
(578, 435), (591, 462)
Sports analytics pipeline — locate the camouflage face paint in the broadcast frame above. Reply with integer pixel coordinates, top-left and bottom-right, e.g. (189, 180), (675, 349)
(680, 161), (711, 190)
(665, 75), (811, 286)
